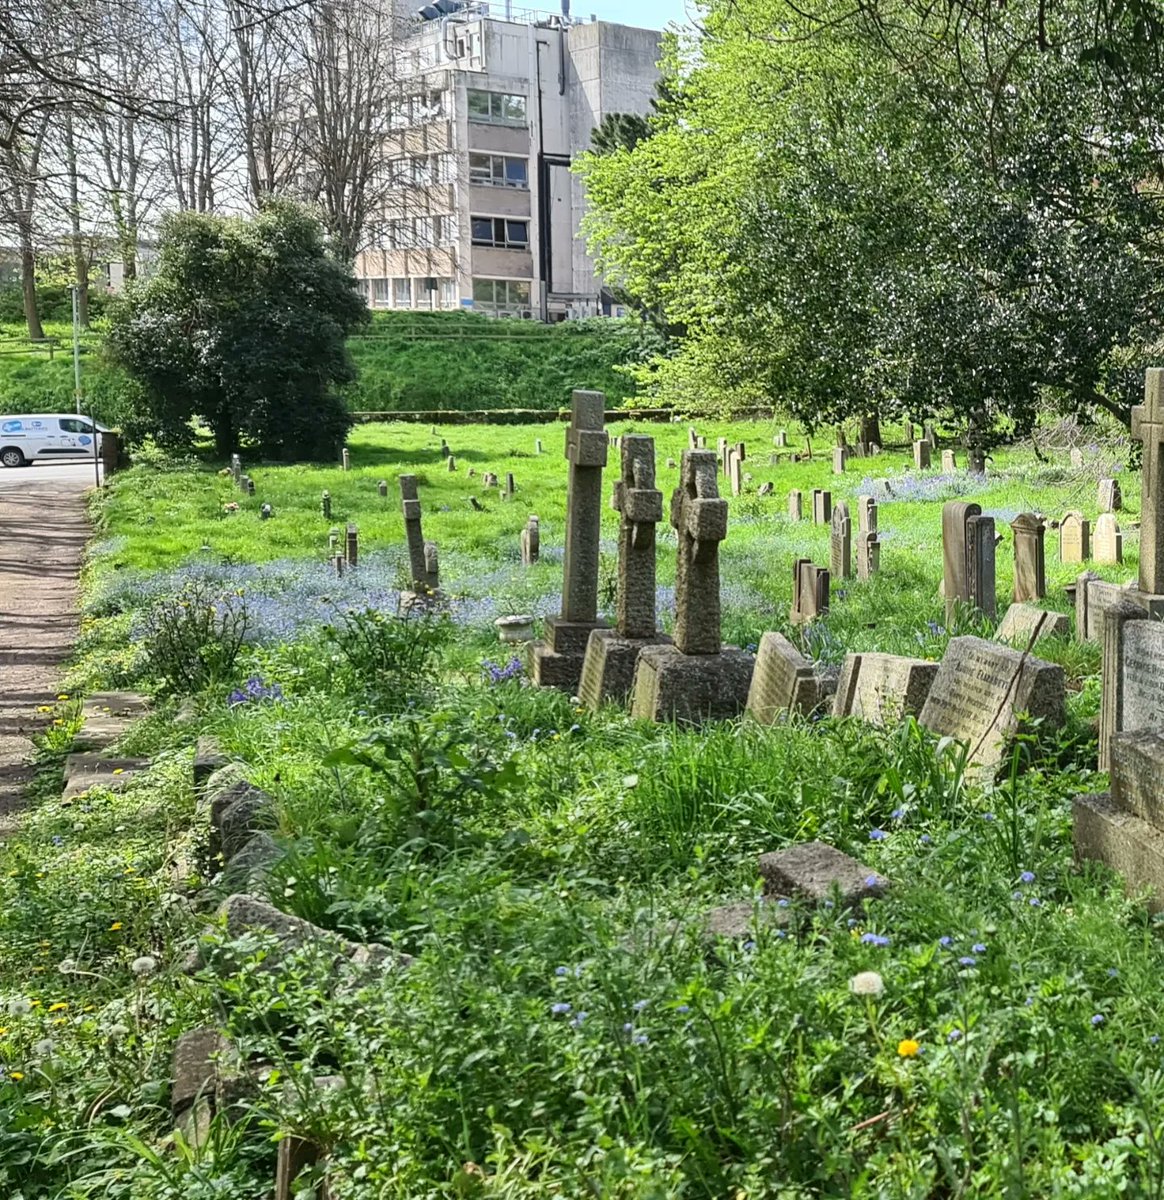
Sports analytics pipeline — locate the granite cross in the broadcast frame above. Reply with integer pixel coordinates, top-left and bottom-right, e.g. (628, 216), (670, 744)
(612, 435), (663, 639)
(561, 390), (609, 623)
(671, 450), (728, 655)
(1132, 369), (1164, 594)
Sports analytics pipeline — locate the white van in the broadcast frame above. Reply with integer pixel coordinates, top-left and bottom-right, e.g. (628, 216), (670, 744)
(0, 414), (108, 467)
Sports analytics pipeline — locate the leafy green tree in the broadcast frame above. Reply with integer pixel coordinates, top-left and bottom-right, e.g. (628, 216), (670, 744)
(591, 112), (652, 155)
(578, 0), (1164, 442)
(106, 202), (368, 458)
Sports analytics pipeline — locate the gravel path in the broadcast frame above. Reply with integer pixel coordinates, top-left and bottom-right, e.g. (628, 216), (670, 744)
(0, 466), (94, 818)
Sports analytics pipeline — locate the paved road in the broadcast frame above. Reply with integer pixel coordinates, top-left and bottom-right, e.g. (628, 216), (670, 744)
(0, 463), (96, 820)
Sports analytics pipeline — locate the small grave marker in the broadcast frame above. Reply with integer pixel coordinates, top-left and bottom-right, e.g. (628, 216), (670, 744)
(1059, 511), (1091, 563)
(1095, 513), (1124, 565)
(788, 489), (803, 521)
(1098, 478), (1122, 512)
(913, 440), (931, 469)
(320, 490), (331, 520)
(942, 449), (957, 472)
(520, 515), (539, 565)
(790, 558), (829, 624)
(994, 603), (1069, 647)
(745, 632), (825, 723)
(344, 524), (358, 568)
(812, 489), (832, 524)
(341, 448), (350, 471)
(833, 653), (938, 724)
(830, 501), (852, 580)
(1011, 513), (1046, 602)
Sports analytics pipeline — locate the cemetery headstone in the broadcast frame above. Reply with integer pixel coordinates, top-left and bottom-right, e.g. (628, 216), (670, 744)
(919, 635), (1066, 770)
(1059, 511), (1091, 563)
(1132, 369), (1164, 597)
(776, 430), (788, 448)
(1075, 572), (1159, 642)
(788, 489), (803, 521)
(1095, 513), (1124, 565)
(399, 475), (439, 592)
(529, 390), (610, 691)
(857, 530), (880, 581)
(832, 446), (847, 474)
(688, 427), (698, 451)
(505, 472), (516, 499)
(246, 478), (255, 496)
(870, 442), (881, 456)
(994, 603), (1069, 647)
(745, 632), (826, 723)
(520, 515), (540, 565)
(230, 454), (242, 485)
(790, 558), (830, 624)
(758, 481), (773, 496)
(320, 491), (331, 520)
(535, 438), (543, 455)
(1070, 447), (1084, 469)
(913, 440), (931, 469)
(833, 653), (938, 724)
(440, 439), (450, 459)
(967, 514), (997, 618)
(667, 458), (677, 469)
(717, 437), (728, 473)
(483, 471), (498, 488)
(447, 455), (456, 472)
(344, 524), (358, 568)
(830, 502), (852, 580)
(327, 529), (338, 552)
(332, 553), (343, 577)
(904, 420), (915, 444)
(1099, 478), (1122, 512)
(728, 449), (743, 496)
(942, 501), (980, 624)
(1011, 513), (1047, 602)
(260, 503), (272, 520)
(1098, 601), (1164, 769)
(858, 496), (877, 534)
(696, 435), (707, 449)
(812, 489), (832, 524)
(580, 436), (671, 708)
(377, 480), (387, 497)
(629, 450), (754, 723)
(341, 448), (350, 472)
(942, 449), (957, 472)
(923, 421), (936, 447)
(968, 451), (986, 475)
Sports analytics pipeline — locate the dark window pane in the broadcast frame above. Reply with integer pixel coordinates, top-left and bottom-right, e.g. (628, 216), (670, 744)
(471, 218), (493, 244)
(506, 220), (528, 245)
(505, 158), (527, 185)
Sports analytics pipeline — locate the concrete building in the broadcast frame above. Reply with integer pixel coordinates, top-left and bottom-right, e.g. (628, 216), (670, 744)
(355, 4), (660, 320)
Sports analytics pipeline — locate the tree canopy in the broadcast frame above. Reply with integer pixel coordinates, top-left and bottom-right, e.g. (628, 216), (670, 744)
(106, 201), (368, 459)
(577, 0), (1164, 442)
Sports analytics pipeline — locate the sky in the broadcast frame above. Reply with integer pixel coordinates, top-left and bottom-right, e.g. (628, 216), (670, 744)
(571, 0), (693, 30)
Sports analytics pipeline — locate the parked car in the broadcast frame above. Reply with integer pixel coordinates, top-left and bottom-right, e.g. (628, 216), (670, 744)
(0, 414), (108, 467)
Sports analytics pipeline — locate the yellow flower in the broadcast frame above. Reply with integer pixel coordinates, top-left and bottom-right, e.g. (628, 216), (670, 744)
(9, 1071), (24, 1080)
(111, 769), (123, 776)
(35, 706), (51, 713)
(109, 922), (122, 931)
(0, 1028), (9, 1036)
(28, 1000), (40, 1008)
(56, 694), (69, 701)
(48, 1003), (68, 1013)
(897, 1039), (921, 1058)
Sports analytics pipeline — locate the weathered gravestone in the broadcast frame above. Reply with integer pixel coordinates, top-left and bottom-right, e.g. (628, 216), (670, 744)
(1075, 728), (1164, 911)
(914, 440), (932, 469)
(942, 449), (957, 473)
(833, 653), (938, 724)
(1059, 511), (1091, 563)
(790, 559), (830, 625)
(994, 603), (1069, 647)
(579, 436), (671, 709)
(1099, 478), (1122, 512)
(788, 489), (803, 521)
(447, 455), (456, 472)
(832, 447), (847, 475)
(504, 472), (516, 499)
(399, 475), (439, 592)
(520, 514), (540, 565)
(1097, 601), (1164, 769)
(830, 502), (852, 580)
(341, 448), (350, 472)
(1011, 513), (1046, 602)
(1070, 447), (1085, 469)
(629, 450), (754, 723)
(758, 481), (773, 497)
(482, 471), (498, 488)
(717, 437), (728, 473)
(919, 636), (1066, 770)
(775, 430), (788, 448)
(529, 390), (610, 691)
(377, 480), (388, 497)
(942, 502), (996, 623)
(812, 489), (832, 524)
(923, 421), (936, 448)
(728, 449), (743, 497)
(904, 420), (915, 444)
(535, 438), (543, 455)
(320, 490), (331, 521)
(745, 632), (827, 723)
(1075, 572), (1154, 642)
(1095, 513), (1124, 565)
(230, 453), (242, 486)
(858, 496), (877, 534)
(857, 529), (881, 581)
(344, 524), (358, 568)
(688, 427), (698, 451)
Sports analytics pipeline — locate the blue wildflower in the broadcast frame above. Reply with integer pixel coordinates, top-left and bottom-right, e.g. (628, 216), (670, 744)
(1019, 870), (1035, 884)
(981, 812), (996, 822)
(551, 1003), (571, 1015)
(555, 967), (569, 977)
(919, 834), (932, 844)
(633, 1033), (649, 1045)
(861, 933), (890, 947)
(1151, 1035), (1160, 1045)
(1107, 968), (1119, 978)
(864, 875), (879, 888)
(676, 1005), (690, 1014)
(571, 1012), (588, 1027)
(869, 828), (888, 841)
(890, 808), (905, 821)
(1091, 1014), (1105, 1027)
(947, 1029), (962, 1043)
(972, 943), (987, 954)
(632, 999), (648, 1012)
(623, 1022), (634, 1033)
(1029, 897), (1042, 908)
(958, 956), (977, 967)
(939, 936), (953, 948)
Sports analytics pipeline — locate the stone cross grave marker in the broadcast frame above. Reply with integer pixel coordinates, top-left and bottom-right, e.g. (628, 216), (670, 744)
(1098, 478), (1122, 512)
(913, 440), (931, 469)
(520, 514), (540, 565)
(399, 475), (439, 590)
(1133, 369), (1164, 594)
(1098, 601), (1164, 769)
(830, 502), (852, 580)
(320, 490), (331, 520)
(942, 449), (957, 472)
(833, 653), (938, 724)
(1011, 513), (1046, 602)
(1059, 511), (1090, 563)
(790, 558), (830, 624)
(812, 489), (832, 524)
(529, 390), (609, 691)
(579, 436), (669, 708)
(629, 450), (754, 723)
(1095, 513), (1124, 565)
(788, 489), (802, 521)
(919, 635), (1066, 770)
(746, 632), (824, 723)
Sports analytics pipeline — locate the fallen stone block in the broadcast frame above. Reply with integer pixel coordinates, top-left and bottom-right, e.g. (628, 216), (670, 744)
(209, 781), (275, 863)
(193, 736), (229, 792)
(172, 1026), (241, 1147)
(1074, 792), (1164, 912)
(62, 755), (150, 799)
(758, 841), (888, 908)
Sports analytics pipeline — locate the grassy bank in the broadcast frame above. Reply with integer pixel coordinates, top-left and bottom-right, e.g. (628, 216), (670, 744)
(2, 420), (1159, 1197)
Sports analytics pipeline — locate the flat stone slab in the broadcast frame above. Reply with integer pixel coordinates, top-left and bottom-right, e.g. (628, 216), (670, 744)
(73, 691), (151, 750)
(62, 755), (150, 798)
(83, 691), (151, 718)
(758, 841), (887, 907)
(703, 899), (791, 940)
(994, 603), (1069, 646)
(745, 632), (822, 724)
(629, 643), (754, 725)
(832, 653), (937, 724)
(171, 1027), (237, 1114)
(1075, 792), (1164, 912)
(193, 736), (228, 790)
(1110, 729), (1164, 826)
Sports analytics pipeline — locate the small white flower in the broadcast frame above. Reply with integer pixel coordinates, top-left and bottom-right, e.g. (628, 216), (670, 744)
(849, 971), (885, 997)
(73, 821), (84, 832)
(31, 1038), (54, 1058)
(130, 955), (157, 978)
(7, 998), (31, 1017)
(569, 696), (581, 706)
(622, 774), (640, 789)
(107, 1023), (129, 1039)
(57, 958), (77, 975)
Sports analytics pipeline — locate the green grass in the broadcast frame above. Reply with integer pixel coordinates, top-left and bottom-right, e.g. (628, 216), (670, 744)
(0, 418), (1157, 1197)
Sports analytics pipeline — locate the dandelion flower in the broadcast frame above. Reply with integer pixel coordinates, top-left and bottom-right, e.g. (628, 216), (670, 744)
(47, 1002), (67, 1013)
(130, 956), (157, 978)
(897, 1039), (921, 1057)
(9, 1071), (24, 1081)
(109, 922), (122, 931)
(849, 971), (884, 997)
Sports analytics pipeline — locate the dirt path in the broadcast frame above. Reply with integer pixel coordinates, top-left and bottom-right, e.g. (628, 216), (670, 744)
(0, 467), (93, 818)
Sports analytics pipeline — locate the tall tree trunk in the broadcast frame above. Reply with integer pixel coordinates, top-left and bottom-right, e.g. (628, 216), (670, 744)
(64, 114), (88, 327)
(859, 413), (882, 446)
(214, 402), (236, 456)
(19, 233), (42, 341)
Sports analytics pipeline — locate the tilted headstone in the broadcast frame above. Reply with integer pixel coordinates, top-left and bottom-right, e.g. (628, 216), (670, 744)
(1070, 447), (1084, 469)
(440, 439), (450, 459)
(758, 481), (773, 496)
(830, 502), (852, 580)
(1059, 511), (1090, 563)
(913, 440), (931, 469)
(941, 449), (957, 472)
(832, 447), (847, 475)
(788, 490), (803, 521)
(399, 475), (439, 591)
(967, 514), (997, 618)
(746, 633), (825, 724)
(812, 489), (832, 525)
(1098, 478), (1122, 512)
(833, 653), (938, 724)
(321, 490), (331, 520)
(919, 636), (1066, 770)
(994, 603), (1069, 647)
(344, 524), (358, 568)
(520, 515), (540, 565)
(790, 558), (830, 625)
(579, 436), (670, 708)
(1011, 513), (1046, 602)
(1095, 513), (1124, 565)
(1098, 600), (1164, 770)
(629, 450), (754, 723)
(857, 530), (880, 581)
(529, 390), (610, 691)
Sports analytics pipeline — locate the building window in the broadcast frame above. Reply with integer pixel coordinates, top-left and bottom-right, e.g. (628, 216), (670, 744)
(466, 89), (527, 125)
(469, 153), (528, 188)
(393, 277), (412, 308)
(472, 278), (532, 314)
(440, 278), (456, 307)
(471, 216), (529, 249)
(369, 278), (391, 306)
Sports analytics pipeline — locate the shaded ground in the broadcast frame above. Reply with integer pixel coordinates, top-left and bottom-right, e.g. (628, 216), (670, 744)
(0, 463), (95, 817)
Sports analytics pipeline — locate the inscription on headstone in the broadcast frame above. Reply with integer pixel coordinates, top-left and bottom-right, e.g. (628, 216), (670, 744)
(830, 502), (852, 580)
(1059, 511), (1090, 563)
(745, 632), (822, 723)
(833, 653), (938, 724)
